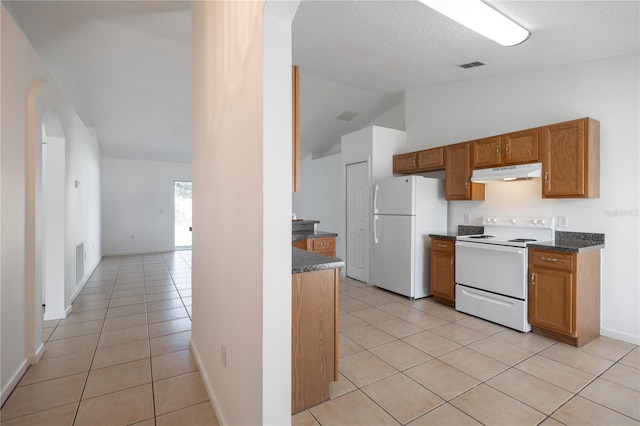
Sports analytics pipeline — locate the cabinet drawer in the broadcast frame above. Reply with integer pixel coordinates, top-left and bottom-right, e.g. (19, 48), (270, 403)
(312, 238), (335, 252)
(432, 238), (454, 253)
(530, 250), (573, 270)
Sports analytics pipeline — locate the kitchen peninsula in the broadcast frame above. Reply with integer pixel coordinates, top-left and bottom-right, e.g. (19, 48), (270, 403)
(291, 220), (343, 414)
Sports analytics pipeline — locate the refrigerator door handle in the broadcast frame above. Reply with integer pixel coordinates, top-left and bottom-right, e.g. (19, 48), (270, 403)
(374, 216), (379, 244)
(373, 184), (379, 214)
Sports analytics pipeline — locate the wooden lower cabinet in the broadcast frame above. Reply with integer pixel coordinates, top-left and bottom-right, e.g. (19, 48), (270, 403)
(292, 268), (339, 414)
(293, 237), (336, 258)
(430, 237), (455, 306)
(528, 248), (601, 347)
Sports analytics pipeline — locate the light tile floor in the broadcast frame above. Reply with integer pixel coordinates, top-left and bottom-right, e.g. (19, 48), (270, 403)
(2, 256), (638, 425)
(1, 250), (219, 426)
(293, 277), (640, 426)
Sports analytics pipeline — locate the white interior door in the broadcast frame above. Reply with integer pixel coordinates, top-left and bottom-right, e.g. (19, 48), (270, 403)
(346, 162), (369, 282)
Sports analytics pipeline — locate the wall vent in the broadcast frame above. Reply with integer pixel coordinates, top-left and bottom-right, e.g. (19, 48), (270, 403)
(336, 110), (358, 121)
(76, 243), (84, 285)
(459, 61), (486, 69)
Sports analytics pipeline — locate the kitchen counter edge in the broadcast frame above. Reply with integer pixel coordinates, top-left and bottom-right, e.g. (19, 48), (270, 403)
(528, 240), (605, 253)
(292, 247), (344, 274)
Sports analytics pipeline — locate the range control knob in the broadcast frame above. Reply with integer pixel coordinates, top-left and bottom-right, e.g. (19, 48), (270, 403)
(511, 219), (517, 224)
(532, 219), (539, 225)
(540, 219), (546, 225)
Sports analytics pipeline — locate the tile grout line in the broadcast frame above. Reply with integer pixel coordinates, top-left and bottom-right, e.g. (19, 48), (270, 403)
(72, 254), (121, 426)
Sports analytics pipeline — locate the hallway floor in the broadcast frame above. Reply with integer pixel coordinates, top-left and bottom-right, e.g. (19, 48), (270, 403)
(1, 254), (639, 425)
(1, 251), (219, 425)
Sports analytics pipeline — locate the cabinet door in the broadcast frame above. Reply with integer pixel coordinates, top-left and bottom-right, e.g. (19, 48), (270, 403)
(393, 152), (418, 174)
(472, 136), (502, 169)
(541, 118), (600, 198)
(417, 147), (445, 171)
(446, 143), (484, 200)
(529, 266), (576, 336)
(431, 250), (455, 301)
(504, 128), (539, 165)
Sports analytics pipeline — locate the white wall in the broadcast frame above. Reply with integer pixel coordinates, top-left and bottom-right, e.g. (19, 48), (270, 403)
(292, 153), (343, 256)
(405, 53), (640, 344)
(1, 4), (102, 403)
(101, 157), (192, 256)
(191, 2), (297, 424)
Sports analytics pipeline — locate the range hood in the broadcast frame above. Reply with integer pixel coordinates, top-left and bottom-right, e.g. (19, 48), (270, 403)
(471, 162), (542, 183)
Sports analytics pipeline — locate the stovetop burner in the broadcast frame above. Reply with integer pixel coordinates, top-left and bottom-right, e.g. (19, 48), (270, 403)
(469, 235), (495, 239)
(508, 238), (537, 243)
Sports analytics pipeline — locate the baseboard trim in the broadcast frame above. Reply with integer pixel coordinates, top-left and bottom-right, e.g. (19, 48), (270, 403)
(101, 248), (177, 257)
(191, 339), (228, 426)
(43, 304), (72, 321)
(600, 327), (640, 345)
(70, 259), (100, 304)
(1, 358), (29, 406)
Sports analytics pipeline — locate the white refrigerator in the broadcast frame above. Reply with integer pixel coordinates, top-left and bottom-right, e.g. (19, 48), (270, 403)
(372, 176), (448, 299)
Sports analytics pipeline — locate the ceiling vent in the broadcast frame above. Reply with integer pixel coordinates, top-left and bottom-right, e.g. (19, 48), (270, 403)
(459, 61), (486, 69)
(336, 110), (358, 121)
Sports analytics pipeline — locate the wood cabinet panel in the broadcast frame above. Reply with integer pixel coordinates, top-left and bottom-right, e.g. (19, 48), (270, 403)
(542, 118), (599, 198)
(417, 147), (445, 171)
(504, 128), (539, 164)
(292, 237), (336, 258)
(446, 143), (485, 201)
(472, 136), (502, 169)
(529, 265), (575, 336)
(393, 152), (418, 174)
(430, 238), (455, 306)
(292, 269), (338, 414)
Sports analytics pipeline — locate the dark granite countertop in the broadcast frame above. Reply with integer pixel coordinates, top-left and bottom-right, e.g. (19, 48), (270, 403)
(528, 240), (604, 253)
(292, 248), (344, 274)
(428, 233), (457, 240)
(292, 230), (338, 243)
(429, 225), (485, 240)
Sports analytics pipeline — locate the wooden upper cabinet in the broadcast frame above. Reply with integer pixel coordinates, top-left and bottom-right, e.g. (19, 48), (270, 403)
(393, 152), (418, 174)
(472, 129), (539, 169)
(504, 128), (539, 165)
(542, 118), (600, 198)
(292, 65), (300, 193)
(445, 143), (485, 201)
(417, 147), (445, 171)
(472, 136), (503, 169)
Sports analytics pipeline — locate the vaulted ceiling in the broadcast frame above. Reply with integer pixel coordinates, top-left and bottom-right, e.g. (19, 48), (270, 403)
(4, 1), (639, 161)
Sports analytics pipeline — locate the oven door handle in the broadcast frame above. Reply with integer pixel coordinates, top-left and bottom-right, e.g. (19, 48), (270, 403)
(455, 240), (524, 255)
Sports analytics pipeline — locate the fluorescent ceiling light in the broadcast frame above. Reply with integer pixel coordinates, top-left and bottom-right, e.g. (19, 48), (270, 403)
(420, 0), (530, 46)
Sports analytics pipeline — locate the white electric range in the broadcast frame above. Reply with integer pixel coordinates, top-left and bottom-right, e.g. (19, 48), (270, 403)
(455, 216), (555, 332)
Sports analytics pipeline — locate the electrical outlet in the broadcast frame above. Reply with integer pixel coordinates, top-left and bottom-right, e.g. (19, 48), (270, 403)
(463, 213), (470, 224)
(221, 344), (227, 367)
(557, 216), (568, 229)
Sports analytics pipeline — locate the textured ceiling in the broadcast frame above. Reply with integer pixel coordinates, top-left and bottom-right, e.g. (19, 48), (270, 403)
(4, 1), (640, 161)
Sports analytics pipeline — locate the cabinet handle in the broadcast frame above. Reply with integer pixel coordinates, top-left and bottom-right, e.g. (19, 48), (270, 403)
(496, 145), (500, 157)
(541, 256), (558, 262)
(438, 244), (448, 248)
(450, 258), (454, 269)
(531, 272), (536, 285)
(544, 171), (549, 185)
(465, 181), (469, 189)
(505, 143), (510, 155)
